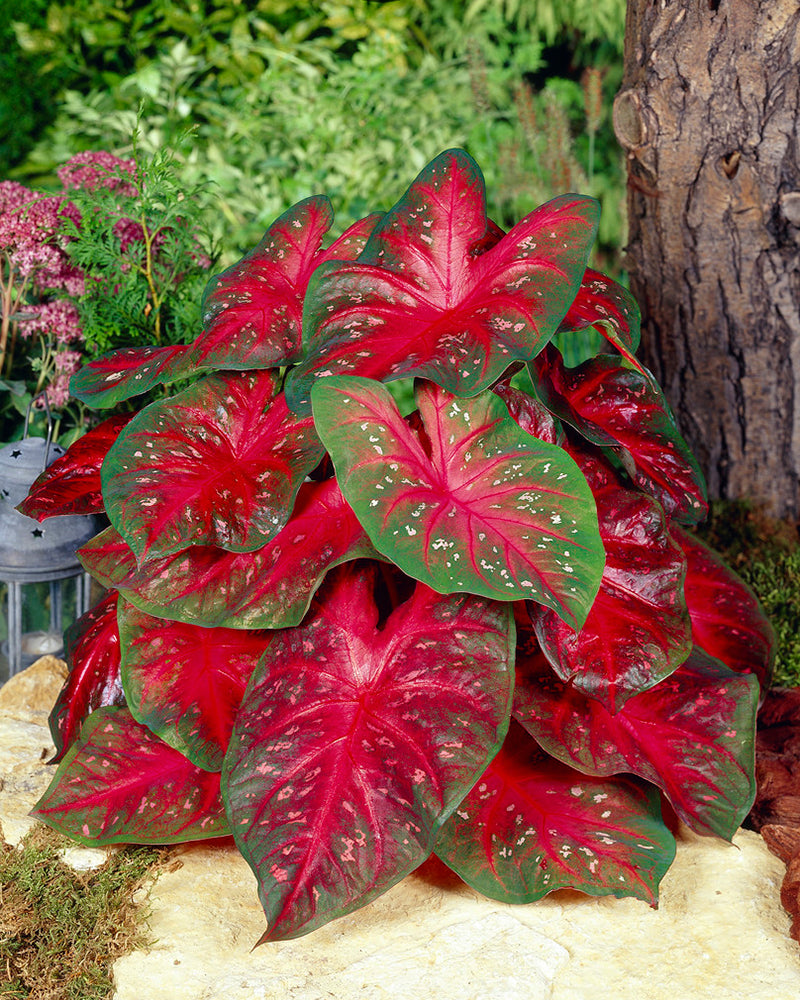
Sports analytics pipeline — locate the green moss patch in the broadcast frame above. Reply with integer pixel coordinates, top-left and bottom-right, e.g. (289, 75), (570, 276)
(0, 825), (171, 1000)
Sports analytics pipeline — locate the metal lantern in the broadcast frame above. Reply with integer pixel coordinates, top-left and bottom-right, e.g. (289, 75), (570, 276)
(0, 408), (101, 677)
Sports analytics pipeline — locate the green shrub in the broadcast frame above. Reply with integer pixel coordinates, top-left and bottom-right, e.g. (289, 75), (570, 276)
(8, 0), (627, 273)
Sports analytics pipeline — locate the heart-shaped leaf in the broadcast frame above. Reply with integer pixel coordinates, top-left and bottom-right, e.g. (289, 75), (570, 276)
(198, 201), (381, 370)
(514, 644), (758, 839)
(18, 414), (134, 519)
(79, 479), (382, 629)
(118, 599), (271, 771)
(435, 721), (675, 905)
(311, 376), (604, 628)
(33, 707), (230, 845)
(673, 525), (775, 691)
(285, 149), (598, 413)
(70, 345), (194, 409)
(222, 562), (514, 941)
(102, 370), (324, 561)
(49, 591), (125, 763)
(535, 347), (708, 524)
(530, 473), (691, 711)
(557, 268), (644, 372)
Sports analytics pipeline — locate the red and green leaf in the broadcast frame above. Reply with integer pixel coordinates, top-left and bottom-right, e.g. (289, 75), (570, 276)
(118, 600), (271, 771)
(492, 380), (563, 445)
(530, 475), (691, 712)
(70, 345), (194, 409)
(535, 347), (708, 524)
(221, 562), (514, 941)
(674, 526), (775, 691)
(197, 201), (381, 370)
(435, 721), (675, 905)
(514, 644), (758, 839)
(18, 414), (134, 520)
(311, 376), (604, 628)
(49, 591), (124, 764)
(102, 370), (324, 561)
(285, 149), (598, 413)
(557, 268), (644, 372)
(33, 707), (229, 845)
(79, 479), (382, 629)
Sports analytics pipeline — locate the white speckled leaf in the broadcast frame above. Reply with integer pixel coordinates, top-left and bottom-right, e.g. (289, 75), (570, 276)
(311, 376), (604, 630)
(118, 599), (270, 772)
(530, 474), (692, 712)
(221, 563), (514, 941)
(102, 370), (324, 561)
(199, 200), (380, 369)
(79, 479), (382, 629)
(285, 149), (598, 413)
(435, 721), (675, 905)
(33, 707), (229, 845)
(514, 644), (758, 840)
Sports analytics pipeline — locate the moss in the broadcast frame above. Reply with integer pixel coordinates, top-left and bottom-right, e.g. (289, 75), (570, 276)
(695, 500), (800, 688)
(0, 825), (171, 1000)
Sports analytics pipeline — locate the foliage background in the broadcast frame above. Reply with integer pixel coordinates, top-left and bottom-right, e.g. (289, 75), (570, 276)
(3, 0), (627, 267)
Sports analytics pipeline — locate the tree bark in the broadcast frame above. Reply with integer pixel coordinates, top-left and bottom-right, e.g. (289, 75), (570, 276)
(614, 0), (800, 520)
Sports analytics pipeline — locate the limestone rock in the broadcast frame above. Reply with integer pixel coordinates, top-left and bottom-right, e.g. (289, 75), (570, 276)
(110, 828), (800, 1000)
(0, 655), (67, 727)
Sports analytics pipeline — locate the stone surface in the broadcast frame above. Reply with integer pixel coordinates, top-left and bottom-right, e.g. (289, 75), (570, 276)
(3, 660), (800, 999)
(0, 655), (67, 727)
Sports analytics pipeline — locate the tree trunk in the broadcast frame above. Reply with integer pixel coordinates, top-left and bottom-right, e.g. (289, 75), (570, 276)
(613, 0), (800, 520)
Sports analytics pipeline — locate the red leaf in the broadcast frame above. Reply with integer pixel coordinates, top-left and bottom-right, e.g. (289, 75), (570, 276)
(558, 268), (644, 373)
(535, 347), (708, 524)
(514, 643), (758, 839)
(79, 479), (381, 629)
(102, 370), (324, 560)
(435, 721), (675, 905)
(198, 200), (380, 369)
(285, 149), (598, 412)
(18, 414), (134, 520)
(311, 376), (604, 628)
(221, 562), (514, 940)
(49, 591), (124, 763)
(117, 598), (270, 771)
(33, 707), (229, 845)
(673, 526), (775, 691)
(530, 472), (692, 711)
(492, 381), (563, 444)
(70, 345), (193, 409)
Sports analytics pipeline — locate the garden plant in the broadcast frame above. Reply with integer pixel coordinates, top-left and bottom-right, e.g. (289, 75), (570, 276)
(21, 149), (774, 942)
(0, 148), (215, 447)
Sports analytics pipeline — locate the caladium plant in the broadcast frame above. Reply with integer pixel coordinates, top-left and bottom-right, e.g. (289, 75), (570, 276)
(22, 149), (774, 943)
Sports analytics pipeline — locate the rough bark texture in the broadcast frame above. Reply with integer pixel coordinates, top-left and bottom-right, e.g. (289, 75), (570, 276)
(614, 0), (800, 519)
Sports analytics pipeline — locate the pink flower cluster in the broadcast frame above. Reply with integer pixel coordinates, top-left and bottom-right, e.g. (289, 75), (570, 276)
(18, 300), (82, 344)
(57, 151), (137, 196)
(0, 183), (84, 293)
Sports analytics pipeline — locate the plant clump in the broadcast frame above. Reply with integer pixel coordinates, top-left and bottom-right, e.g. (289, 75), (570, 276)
(19, 149), (774, 942)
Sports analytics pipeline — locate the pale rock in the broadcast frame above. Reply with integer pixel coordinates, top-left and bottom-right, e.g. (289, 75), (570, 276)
(3, 660), (800, 999)
(0, 716), (57, 845)
(0, 655), (67, 727)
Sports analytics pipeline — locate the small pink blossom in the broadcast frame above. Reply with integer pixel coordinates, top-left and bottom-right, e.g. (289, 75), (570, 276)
(40, 373), (72, 410)
(54, 348), (83, 374)
(58, 151), (137, 195)
(19, 300), (83, 344)
(113, 216), (146, 251)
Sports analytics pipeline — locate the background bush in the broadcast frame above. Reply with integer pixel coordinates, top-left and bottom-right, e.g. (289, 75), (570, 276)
(4, 0), (627, 269)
